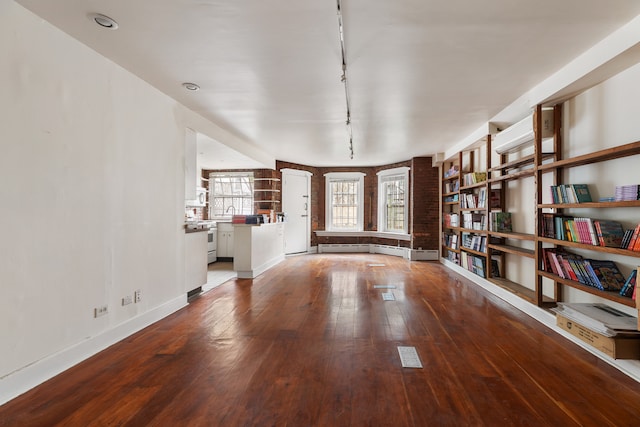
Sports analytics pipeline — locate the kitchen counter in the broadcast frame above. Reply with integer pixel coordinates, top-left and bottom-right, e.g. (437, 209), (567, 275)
(233, 222), (285, 279)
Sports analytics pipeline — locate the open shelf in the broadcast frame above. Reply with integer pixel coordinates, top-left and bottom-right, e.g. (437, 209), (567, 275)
(538, 200), (640, 209)
(460, 181), (488, 191)
(538, 236), (640, 257)
(460, 246), (487, 257)
(489, 153), (555, 172)
(537, 270), (635, 307)
(488, 243), (535, 258)
(536, 140), (640, 171)
(488, 277), (555, 306)
(489, 231), (535, 241)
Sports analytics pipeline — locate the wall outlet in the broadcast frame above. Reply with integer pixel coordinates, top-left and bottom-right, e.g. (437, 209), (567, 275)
(122, 295), (133, 306)
(94, 305), (108, 318)
(134, 289), (142, 303)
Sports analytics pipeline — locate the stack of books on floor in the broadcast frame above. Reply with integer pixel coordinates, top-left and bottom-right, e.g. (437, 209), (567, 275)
(553, 302), (640, 359)
(615, 184), (640, 201)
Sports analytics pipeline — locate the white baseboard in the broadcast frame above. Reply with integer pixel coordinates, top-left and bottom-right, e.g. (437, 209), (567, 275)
(0, 295), (188, 405)
(408, 249), (439, 261)
(318, 244), (370, 253)
(236, 254), (285, 279)
(440, 258), (640, 384)
(372, 245), (408, 258)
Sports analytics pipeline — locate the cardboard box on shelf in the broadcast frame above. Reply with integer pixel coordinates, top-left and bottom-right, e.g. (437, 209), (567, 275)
(556, 314), (640, 359)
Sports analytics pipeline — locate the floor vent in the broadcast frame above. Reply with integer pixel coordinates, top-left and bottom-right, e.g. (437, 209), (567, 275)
(397, 346), (423, 368)
(368, 263), (386, 267)
(373, 284), (396, 289)
(381, 292), (395, 301)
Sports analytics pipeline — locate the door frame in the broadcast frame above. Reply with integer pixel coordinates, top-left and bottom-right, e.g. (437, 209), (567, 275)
(281, 168), (312, 254)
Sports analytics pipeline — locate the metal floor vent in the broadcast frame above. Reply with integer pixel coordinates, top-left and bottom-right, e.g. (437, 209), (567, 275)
(381, 292), (395, 301)
(397, 346), (423, 368)
(368, 263), (386, 267)
(373, 284), (396, 289)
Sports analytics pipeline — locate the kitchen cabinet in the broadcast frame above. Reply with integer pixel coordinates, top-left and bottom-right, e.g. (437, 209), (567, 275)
(217, 223), (234, 258)
(185, 229), (207, 293)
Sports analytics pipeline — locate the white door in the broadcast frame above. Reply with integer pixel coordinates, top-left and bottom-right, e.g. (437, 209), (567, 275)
(282, 169), (311, 254)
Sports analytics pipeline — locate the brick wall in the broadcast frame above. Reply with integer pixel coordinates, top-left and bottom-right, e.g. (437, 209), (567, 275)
(206, 158), (440, 251)
(410, 157), (440, 250)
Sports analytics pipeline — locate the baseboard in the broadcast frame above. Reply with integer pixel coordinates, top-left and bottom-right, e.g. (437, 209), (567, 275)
(0, 295), (188, 405)
(440, 258), (640, 384)
(236, 254), (286, 279)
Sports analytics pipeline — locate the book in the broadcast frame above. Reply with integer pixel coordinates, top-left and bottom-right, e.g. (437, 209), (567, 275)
(572, 184), (593, 203)
(593, 219), (625, 248)
(620, 269), (637, 298)
(588, 259), (627, 291)
(491, 212), (512, 232)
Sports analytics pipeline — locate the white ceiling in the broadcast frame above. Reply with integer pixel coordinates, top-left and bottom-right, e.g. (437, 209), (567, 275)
(16, 0), (640, 167)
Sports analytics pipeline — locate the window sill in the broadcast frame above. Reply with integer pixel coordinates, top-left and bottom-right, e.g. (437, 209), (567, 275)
(315, 230), (411, 241)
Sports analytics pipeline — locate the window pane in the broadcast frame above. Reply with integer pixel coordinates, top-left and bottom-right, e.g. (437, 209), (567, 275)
(209, 173), (254, 218)
(330, 179), (359, 229)
(383, 176), (405, 231)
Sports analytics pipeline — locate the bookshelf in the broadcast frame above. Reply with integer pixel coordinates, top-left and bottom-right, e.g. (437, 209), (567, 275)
(457, 140), (492, 279)
(441, 155), (461, 265)
(441, 104), (639, 316)
(535, 134), (640, 309)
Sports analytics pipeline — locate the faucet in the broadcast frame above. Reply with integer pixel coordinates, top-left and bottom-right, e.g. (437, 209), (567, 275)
(226, 205), (236, 216)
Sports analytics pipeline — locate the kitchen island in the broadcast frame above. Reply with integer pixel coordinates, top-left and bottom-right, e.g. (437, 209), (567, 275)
(233, 222), (285, 279)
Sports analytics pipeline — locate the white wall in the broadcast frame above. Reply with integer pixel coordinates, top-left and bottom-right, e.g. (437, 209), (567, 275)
(0, 2), (207, 401)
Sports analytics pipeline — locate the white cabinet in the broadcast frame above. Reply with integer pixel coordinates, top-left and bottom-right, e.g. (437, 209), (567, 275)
(184, 230), (208, 292)
(217, 223), (234, 258)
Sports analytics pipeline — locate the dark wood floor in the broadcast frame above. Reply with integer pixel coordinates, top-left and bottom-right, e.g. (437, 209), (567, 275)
(2, 254), (640, 426)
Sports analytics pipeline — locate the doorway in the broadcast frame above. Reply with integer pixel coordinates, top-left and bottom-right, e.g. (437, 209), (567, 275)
(281, 169), (312, 254)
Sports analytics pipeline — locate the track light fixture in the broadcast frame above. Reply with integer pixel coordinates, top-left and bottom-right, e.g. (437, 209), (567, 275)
(336, 0), (354, 160)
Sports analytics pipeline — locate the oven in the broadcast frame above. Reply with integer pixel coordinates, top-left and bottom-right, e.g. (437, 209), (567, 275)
(207, 226), (217, 263)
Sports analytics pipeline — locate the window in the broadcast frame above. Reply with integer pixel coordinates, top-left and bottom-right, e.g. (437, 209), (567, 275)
(209, 172), (254, 218)
(377, 167), (409, 233)
(325, 172), (365, 231)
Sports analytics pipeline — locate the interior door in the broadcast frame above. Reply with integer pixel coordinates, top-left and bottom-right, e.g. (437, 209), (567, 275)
(282, 170), (310, 254)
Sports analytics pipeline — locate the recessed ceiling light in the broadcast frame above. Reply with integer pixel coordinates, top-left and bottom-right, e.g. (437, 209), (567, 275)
(182, 82), (200, 91)
(88, 13), (119, 30)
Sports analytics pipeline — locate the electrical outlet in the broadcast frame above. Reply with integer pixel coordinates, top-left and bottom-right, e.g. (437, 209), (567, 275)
(134, 290), (142, 303)
(122, 295), (133, 306)
(94, 305), (108, 318)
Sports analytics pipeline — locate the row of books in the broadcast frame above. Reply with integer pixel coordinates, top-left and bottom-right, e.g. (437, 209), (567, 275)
(540, 213), (640, 250)
(463, 172), (487, 186)
(461, 252), (487, 278)
(461, 233), (487, 253)
(460, 191), (484, 209)
(443, 180), (459, 193)
(443, 213), (459, 228)
(462, 212), (486, 230)
(614, 184), (640, 201)
(442, 233), (459, 250)
(443, 194), (459, 203)
(446, 249), (460, 264)
(541, 248), (629, 291)
(444, 165), (459, 179)
(549, 184), (592, 204)
(490, 212), (512, 232)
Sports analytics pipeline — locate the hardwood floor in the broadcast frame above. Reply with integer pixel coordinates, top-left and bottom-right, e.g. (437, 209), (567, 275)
(2, 254), (640, 426)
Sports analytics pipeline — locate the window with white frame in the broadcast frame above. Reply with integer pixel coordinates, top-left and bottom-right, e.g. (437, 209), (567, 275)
(377, 167), (409, 233)
(325, 172), (365, 231)
(209, 172), (254, 218)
